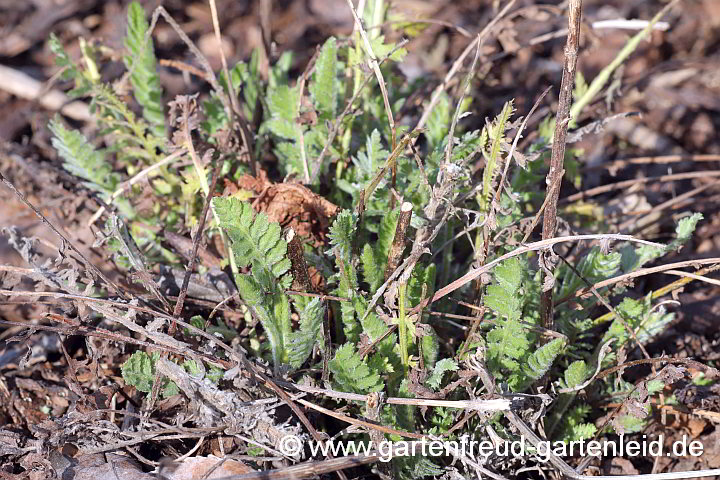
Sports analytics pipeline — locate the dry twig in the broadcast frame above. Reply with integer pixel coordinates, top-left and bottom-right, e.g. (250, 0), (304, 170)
(539, 0), (583, 332)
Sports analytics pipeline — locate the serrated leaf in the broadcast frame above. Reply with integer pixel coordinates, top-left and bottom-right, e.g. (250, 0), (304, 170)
(329, 343), (383, 394)
(426, 358), (458, 390)
(426, 92), (451, 149)
(267, 84), (300, 122)
(328, 210), (357, 261)
(214, 198), (291, 288)
(310, 37), (338, 118)
(123, 1), (165, 137)
(49, 33), (78, 81)
(214, 197), (293, 368)
(121, 351), (155, 393)
(525, 338), (566, 380)
(485, 257), (525, 320)
(287, 297), (325, 369)
(602, 293), (674, 346)
(480, 100), (515, 213)
(265, 118), (299, 140)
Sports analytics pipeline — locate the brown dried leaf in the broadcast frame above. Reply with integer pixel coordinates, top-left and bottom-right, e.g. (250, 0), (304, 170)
(230, 169), (339, 248)
(164, 455), (253, 480)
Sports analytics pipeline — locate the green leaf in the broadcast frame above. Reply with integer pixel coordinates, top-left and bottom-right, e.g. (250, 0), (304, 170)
(557, 247), (621, 299)
(329, 344), (383, 394)
(479, 100), (514, 213)
(573, 71), (589, 101)
(50, 118), (113, 194)
(485, 257), (525, 321)
(426, 358), (458, 390)
(525, 338), (566, 381)
(123, 1), (165, 137)
(361, 208), (399, 292)
(183, 359), (204, 377)
(328, 210), (357, 261)
(49, 118), (134, 217)
(287, 298), (325, 368)
(353, 130), (388, 180)
(265, 118), (298, 140)
(214, 198), (291, 289)
(426, 92), (450, 149)
(214, 198), (293, 367)
(310, 37), (338, 119)
(487, 319), (530, 373)
(49, 33), (78, 81)
(267, 84), (300, 122)
(563, 360), (589, 389)
(602, 293), (674, 346)
(121, 351), (156, 393)
(556, 405), (597, 442)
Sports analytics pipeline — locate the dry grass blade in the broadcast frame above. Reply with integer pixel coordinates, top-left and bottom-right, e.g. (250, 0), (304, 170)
(558, 257), (720, 304)
(411, 233), (663, 313)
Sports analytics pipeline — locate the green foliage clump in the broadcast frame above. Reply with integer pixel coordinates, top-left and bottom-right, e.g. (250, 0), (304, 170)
(45, 2), (711, 477)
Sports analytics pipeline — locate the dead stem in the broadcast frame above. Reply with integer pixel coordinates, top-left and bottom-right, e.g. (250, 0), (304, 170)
(539, 0), (583, 333)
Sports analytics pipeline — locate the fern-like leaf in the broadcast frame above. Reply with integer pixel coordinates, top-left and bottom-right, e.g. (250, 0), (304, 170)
(524, 337), (566, 381)
(557, 247), (621, 299)
(329, 344), (383, 394)
(266, 84), (300, 139)
(484, 256), (524, 320)
(50, 118), (116, 195)
(287, 298), (325, 368)
(352, 130), (388, 184)
(602, 293), (674, 346)
(124, 1), (165, 137)
(479, 100), (514, 212)
(121, 351), (178, 398)
(121, 351), (155, 393)
(49, 33), (79, 81)
(214, 198), (292, 290)
(49, 118), (134, 217)
(214, 198), (293, 367)
(361, 208), (399, 292)
(556, 405), (597, 442)
(329, 210), (357, 262)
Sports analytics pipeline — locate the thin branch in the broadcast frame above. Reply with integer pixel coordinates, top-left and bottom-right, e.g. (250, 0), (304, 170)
(539, 0), (583, 332)
(562, 170), (720, 203)
(556, 257), (720, 304)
